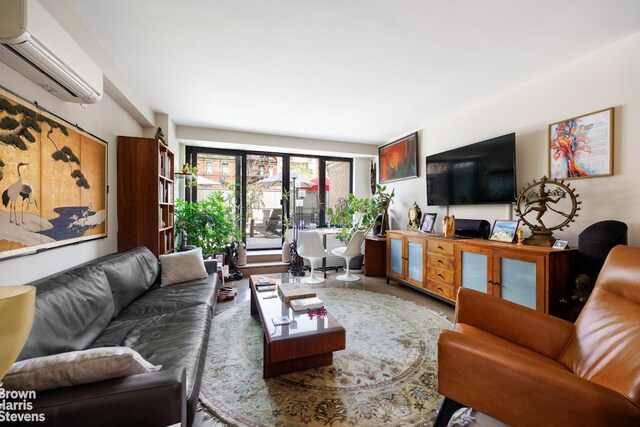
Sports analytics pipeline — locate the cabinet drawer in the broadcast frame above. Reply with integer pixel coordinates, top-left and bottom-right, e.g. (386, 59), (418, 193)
(428, 253), (455, 270)
(428, 266), (455, 285)
(425, 279), (455, 300)
(428, 239), (454, 256)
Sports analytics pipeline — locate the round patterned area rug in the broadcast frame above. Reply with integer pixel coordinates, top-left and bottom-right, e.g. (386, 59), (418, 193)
(200, 287), (453, 426)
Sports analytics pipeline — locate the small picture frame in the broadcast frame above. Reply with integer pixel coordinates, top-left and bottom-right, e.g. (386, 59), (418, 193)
(489, 220), (520, 243)
(552, 240), (569, 249)
(419, 213), (437, 234)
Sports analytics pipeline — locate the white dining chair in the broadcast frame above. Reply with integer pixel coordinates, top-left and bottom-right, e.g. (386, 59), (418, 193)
(297, 230), (328, 284)
(331, 230), (366, 281)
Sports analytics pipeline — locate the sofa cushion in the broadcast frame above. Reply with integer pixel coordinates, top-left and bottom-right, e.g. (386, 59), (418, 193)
(19, 266), (115, 361)
(159, 248), (208, 287)
(113, 276), (217, 321)
(4, 347), (161, 392)
(86, 247), (159, 316)
(91, 303), (212, 407)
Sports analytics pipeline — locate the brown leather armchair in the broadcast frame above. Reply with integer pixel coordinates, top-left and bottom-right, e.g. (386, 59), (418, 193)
(435, 245), (640, 427)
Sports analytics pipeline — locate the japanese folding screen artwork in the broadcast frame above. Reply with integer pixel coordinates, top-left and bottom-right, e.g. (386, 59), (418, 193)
(0, 87), (107, 259)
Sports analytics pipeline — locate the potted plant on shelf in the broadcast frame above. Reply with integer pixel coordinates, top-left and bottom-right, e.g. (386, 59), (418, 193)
(373, 184), (395, 237)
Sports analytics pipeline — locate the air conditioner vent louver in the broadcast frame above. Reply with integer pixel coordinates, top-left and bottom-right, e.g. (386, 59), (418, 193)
(0, 0), (103, 104)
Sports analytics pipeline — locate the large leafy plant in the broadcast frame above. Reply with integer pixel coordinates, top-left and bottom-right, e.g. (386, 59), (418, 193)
(327, 184), (395, 243)
(174, 192), (241, 257)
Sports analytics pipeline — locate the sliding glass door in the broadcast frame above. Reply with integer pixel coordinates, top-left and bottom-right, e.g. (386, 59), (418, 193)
(246, 154), (284, 250)
(290, 156), (320, 232)
(184, 147), (352, 250)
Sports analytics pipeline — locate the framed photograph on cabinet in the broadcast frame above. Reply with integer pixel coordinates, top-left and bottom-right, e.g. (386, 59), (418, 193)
(552, 240), (569, 249)
(379, 132), (418, 183)
(549, 107), (613, 179)
(489, 220), (520, 243)
(419, 213), (437, 234)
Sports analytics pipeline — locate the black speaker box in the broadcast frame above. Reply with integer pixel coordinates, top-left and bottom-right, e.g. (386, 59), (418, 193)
(455, 219), (491, 239)
(578, 220), (627, 282)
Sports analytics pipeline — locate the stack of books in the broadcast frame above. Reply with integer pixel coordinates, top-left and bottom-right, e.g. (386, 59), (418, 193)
(278, 283), (316, 302)
(255, 277), (277, 292)
(290, 297), (324, 311)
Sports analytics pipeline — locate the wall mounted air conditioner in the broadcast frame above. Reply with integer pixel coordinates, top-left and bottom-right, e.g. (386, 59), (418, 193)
(0, 0), (103, 104)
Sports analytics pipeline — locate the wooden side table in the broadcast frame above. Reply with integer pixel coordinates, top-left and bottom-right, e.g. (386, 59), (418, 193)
(364, 235), (387, 277)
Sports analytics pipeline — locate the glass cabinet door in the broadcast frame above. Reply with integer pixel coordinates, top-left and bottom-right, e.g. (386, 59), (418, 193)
(496, 252), (544, 311)
(406, 240), (424, 284)
(459, 247), (490, 293)
(389, 237), (403, 276)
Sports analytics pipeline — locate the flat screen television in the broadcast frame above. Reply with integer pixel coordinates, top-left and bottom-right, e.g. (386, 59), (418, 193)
(426, 133), (516, 206)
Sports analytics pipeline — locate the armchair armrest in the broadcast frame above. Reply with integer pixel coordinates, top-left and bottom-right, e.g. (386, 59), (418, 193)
(455, 288), (574, 359)
(29, 369), (186, 427)
(438, 330), (640, 427)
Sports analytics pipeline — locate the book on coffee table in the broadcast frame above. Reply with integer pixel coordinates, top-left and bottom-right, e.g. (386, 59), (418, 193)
(277, 283), (316, 302)
(272, 316), (291, 326)
(290, 297), (324, 311)
(255, 277), (276, 286)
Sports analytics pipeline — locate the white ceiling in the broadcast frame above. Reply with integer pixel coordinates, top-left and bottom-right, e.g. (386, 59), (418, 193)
(66, 0), (640, 144)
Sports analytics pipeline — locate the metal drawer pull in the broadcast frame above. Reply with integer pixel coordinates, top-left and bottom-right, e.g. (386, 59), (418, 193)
(437, 273), (444, 279)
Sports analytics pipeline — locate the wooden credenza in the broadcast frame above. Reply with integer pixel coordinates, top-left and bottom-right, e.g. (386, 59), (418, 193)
(386, 230), (577, 317)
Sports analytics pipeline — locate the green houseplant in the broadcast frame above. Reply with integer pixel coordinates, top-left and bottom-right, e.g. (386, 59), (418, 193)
(373, 184), (395, 237)
(174, 192), (241, 258)
(327, 184), (395, 244)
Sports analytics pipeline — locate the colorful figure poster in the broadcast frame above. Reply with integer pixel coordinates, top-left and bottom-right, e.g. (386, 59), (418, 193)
(549, 108), (613, 179)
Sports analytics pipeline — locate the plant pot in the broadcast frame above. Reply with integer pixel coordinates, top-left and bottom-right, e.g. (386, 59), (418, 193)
(282, 240), (291, 263)
(237, 242), (247, 266)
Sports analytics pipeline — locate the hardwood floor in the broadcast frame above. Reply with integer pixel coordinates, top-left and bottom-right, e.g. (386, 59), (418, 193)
(194, 270), (456, 426)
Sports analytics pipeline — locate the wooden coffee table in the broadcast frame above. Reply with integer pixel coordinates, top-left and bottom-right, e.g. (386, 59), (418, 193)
(250, 273), (346, 378)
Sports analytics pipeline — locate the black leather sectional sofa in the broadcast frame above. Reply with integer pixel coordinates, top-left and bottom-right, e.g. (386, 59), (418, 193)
(17, 247), (219, 426)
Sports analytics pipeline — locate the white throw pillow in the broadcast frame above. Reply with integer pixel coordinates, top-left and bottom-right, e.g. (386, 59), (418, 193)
(159, 247), (209, 287)
(3, 347), (161, 392)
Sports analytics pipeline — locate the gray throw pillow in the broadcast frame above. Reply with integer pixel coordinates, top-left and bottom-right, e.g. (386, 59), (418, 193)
(159, 248), (208, 287)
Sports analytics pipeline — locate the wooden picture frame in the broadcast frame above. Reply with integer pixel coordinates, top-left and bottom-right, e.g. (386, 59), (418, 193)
(419, 212), (437, 234)
(379, 132), (418, 183)
(549, 107), (613, 179)
(0, 86), (108, 260)
(489, 220), (520, 243)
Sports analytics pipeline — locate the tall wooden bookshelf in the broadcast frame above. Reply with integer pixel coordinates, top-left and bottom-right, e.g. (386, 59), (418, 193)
(117, 136), (175, 258)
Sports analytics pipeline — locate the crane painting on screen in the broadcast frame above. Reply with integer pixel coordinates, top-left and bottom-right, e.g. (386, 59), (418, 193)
(1, 162), (36, 225)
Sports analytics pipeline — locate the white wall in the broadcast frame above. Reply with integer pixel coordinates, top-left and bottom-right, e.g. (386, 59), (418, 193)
(177, 126), (377, 158)
(386, 33), (640, 246)
(353, 158), (373, 199)
(0, 62), (143, 285)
